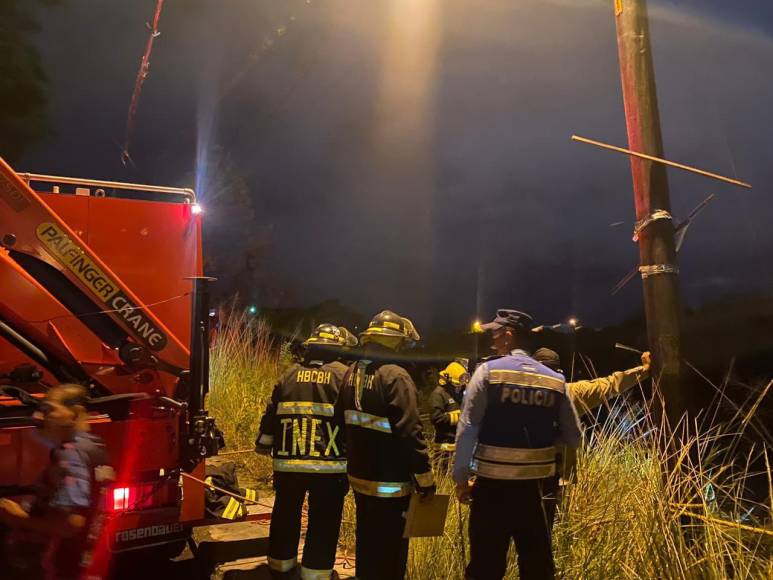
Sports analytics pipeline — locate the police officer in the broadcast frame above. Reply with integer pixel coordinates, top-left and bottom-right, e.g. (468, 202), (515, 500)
(429, 361), (468, 468)
(255, 323), (356, 580)
(454, 310), (582, 580)
(338, 310), (435, 580)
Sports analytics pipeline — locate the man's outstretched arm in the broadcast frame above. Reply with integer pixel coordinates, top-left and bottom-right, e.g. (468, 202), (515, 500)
(569, 352), (650, 414)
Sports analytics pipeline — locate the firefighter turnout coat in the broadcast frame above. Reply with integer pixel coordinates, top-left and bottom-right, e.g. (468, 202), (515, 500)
(256, 360), (348, 475)
(338, 358), (434, 497)
(429, 384), (462, 447)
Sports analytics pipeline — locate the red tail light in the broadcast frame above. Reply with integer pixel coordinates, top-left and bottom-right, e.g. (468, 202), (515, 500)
(106, 483), (164, 512)
(112, 487), (130, 511)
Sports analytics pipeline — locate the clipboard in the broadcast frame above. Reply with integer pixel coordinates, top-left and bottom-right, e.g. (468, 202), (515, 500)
(402, 493), (450, 538)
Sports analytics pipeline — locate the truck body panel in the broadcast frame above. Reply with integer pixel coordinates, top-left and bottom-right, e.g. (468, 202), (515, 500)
(0, 159), (213, 565)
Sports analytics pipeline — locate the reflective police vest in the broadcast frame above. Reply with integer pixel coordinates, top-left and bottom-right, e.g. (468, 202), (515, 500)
(472, 353), (566, 480)
(256, 360), (348, 475)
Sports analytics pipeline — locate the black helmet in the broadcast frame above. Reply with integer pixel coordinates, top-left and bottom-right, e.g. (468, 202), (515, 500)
(360, 310), (420, 343)
(337, 327), (359, 348)
(303, 323), (349, 347)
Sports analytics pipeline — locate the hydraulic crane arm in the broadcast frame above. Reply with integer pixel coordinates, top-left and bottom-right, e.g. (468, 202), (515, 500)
(0, 156), (191, 376)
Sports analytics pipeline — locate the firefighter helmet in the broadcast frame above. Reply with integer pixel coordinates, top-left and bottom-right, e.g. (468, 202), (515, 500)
(338, 327), (359, 348)
(438, 361), (470, 387)
(360, 310), (420, 343)
(303, 323), (349, 347)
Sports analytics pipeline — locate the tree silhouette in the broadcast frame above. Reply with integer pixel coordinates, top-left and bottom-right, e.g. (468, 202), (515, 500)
(0, 1), (59, 162)
(194, 146), (297, 308)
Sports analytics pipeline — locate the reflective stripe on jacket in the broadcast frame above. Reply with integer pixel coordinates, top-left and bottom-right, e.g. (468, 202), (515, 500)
(338, 353), (434, 496)
(256, 359), (348, 475)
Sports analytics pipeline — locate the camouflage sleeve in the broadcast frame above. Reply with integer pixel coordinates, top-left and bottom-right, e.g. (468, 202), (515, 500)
(568, 365), (648, 414)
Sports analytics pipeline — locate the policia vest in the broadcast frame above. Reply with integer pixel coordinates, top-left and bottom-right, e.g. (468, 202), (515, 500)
(472, 354), (567, 480)
(256, 360), (348, 474)
(339, 359), (434, 497)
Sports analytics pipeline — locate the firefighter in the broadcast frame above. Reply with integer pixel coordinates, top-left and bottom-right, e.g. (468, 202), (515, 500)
(338, 310), (435, 580)
(0, 383), (112, 580)
(255, 323), (356, 580)
(428, 361), (468, 469)
(454, 310), (582, 580)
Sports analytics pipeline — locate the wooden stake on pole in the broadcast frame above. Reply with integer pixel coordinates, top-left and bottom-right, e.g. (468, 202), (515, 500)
(614, 0), (687, 426)
(571, 135), (752, 189)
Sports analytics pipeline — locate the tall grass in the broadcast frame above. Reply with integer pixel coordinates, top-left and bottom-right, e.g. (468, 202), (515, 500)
(208, 314), (772, 578)
(404, 400), (772, 579)
(207, 309), (291, 485)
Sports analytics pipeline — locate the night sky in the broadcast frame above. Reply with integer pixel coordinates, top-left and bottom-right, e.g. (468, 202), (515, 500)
(20, 0), (773, 331)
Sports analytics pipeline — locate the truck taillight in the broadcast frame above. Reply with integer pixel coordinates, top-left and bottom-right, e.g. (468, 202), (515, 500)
(106, 483), (165, 512)
(113, 487), (130, 511)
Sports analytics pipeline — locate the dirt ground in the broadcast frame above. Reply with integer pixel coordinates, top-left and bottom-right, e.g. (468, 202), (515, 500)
(112, 493), (355, 579)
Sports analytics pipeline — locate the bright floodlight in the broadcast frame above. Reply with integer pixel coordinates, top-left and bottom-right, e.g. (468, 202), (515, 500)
(568, 317), (579, 327)
(191, 203), (203, 215)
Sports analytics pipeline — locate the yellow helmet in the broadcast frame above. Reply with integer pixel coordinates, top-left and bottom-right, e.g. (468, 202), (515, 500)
(439, 361), (470, 387)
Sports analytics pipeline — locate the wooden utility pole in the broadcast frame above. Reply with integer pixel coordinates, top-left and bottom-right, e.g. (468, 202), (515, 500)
(613, 0), (686, 426)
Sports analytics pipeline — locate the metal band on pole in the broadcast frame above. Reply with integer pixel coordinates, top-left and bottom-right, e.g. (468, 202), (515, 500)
(639, 264), (680, 278)
(633, 209), (673, 241)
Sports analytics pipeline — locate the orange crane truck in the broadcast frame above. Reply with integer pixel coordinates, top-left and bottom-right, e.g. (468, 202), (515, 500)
(0, 156), (255, 570)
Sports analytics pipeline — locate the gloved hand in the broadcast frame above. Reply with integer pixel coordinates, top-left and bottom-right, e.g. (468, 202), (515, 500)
(417, 483), (436, 502)
(254, 444), (271, 456)
(641, 351), (651, 372)
(413, 471), (436, 500)
(254, 433), (273, 455)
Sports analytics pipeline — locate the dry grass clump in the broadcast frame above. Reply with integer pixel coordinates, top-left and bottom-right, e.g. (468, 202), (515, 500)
(207, 308), (290, 486)
(554, 397), (773, 579)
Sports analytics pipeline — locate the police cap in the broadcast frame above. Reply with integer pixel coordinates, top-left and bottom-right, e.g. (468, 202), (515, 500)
(480, 309), (534, 333)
